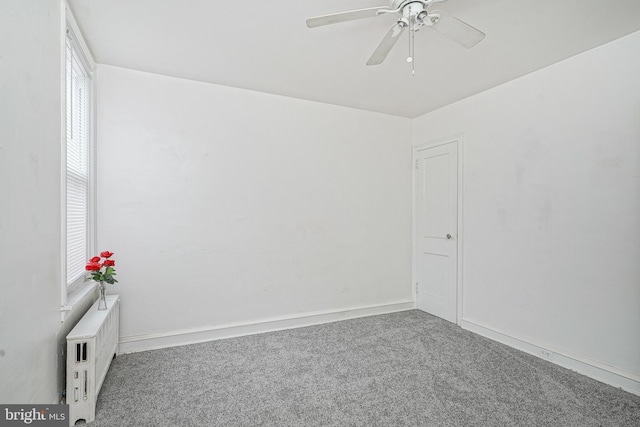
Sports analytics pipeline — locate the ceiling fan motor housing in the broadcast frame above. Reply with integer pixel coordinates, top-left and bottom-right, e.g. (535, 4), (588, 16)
(390, 0), (442, 10)
(391, 0), (413, 8)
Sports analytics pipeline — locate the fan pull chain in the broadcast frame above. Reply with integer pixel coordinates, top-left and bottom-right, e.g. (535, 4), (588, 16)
(407, 16), (415, 75)
(411, 22), (415, 75)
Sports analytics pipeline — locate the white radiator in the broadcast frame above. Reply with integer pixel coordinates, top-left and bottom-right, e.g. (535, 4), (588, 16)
(66, 294), (120, 426)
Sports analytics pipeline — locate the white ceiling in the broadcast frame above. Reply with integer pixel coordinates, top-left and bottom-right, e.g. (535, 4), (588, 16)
(68, 0), (640, 118)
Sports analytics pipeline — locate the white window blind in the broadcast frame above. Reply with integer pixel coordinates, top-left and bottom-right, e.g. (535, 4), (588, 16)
(65, 31), (91, 286)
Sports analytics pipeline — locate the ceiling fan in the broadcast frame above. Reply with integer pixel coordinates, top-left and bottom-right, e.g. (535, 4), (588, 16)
(306, 0), (485, 69)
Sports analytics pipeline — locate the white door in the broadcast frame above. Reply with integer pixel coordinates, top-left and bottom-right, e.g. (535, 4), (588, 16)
(415, 141), (458, 323)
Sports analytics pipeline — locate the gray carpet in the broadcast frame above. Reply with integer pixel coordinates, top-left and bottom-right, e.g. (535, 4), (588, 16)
(85, 310), (640, 426)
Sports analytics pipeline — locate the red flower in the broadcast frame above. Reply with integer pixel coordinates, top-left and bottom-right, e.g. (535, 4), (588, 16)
(85, 262), (101, 271)
(90, 256), (101, 263)
(103, 259), (115, 267)
(100, 251), (114, 258)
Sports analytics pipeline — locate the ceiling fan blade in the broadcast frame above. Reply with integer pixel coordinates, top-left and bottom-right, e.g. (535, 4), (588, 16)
(429, 10), (485, 48)
(366, 23), (406, 66)
(306, 7), (389, 28)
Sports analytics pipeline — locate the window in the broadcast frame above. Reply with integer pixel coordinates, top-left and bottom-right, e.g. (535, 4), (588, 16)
(64, 20), (95, 295)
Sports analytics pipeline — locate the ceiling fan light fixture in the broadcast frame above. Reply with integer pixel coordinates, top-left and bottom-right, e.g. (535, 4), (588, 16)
(305, 0), (485, 69)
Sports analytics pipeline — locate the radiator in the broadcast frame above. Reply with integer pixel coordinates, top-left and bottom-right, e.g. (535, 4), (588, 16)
(66, 294), (120, 426)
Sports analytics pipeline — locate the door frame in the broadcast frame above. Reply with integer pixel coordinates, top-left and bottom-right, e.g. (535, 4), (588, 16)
(412, 134), (465, 325)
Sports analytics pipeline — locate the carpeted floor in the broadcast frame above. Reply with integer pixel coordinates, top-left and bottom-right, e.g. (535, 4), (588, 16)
(84, 310), (640, 426)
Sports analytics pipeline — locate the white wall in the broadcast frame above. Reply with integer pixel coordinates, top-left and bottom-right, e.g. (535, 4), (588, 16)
(1, 0), (62, 403)
(413, 31), (640, 385)
(96, 65), (413, 347)
(0, 0), (99, 404)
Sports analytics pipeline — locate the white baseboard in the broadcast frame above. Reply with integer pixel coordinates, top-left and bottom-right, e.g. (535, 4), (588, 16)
(460, 317), (640, 396)
(119, 300), (415, 354)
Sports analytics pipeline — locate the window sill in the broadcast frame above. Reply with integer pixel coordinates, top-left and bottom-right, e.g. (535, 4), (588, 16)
(60, 281), (97, 322)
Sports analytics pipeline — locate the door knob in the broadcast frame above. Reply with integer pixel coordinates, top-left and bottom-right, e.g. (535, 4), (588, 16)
(446, 234), (452, 239)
